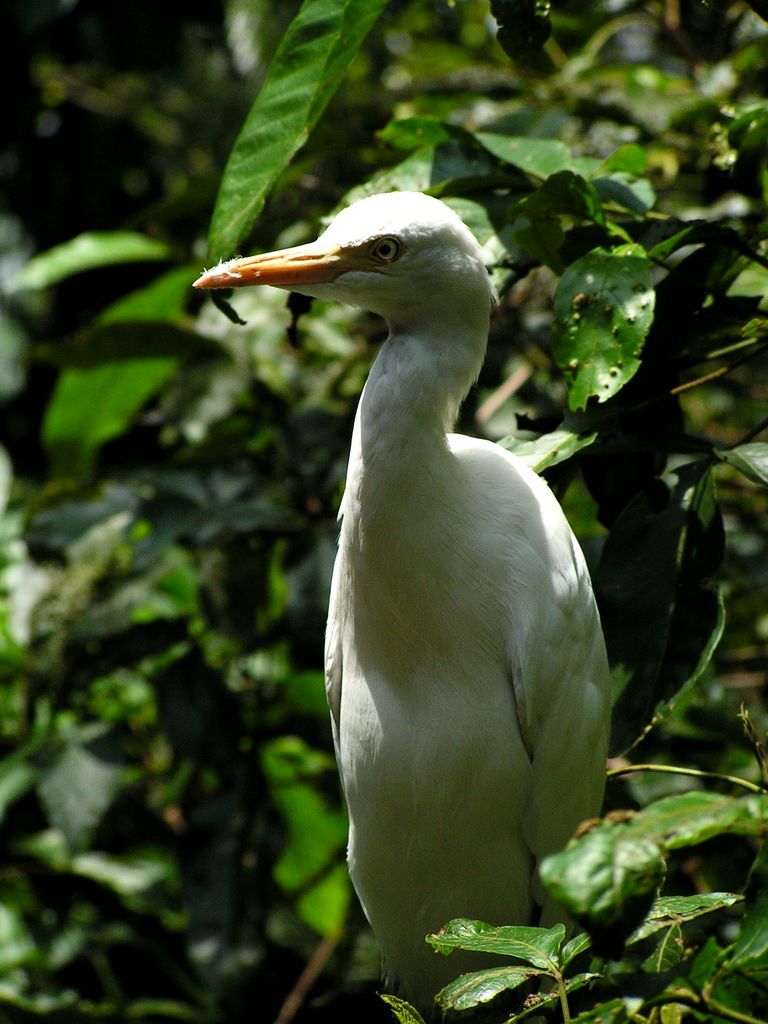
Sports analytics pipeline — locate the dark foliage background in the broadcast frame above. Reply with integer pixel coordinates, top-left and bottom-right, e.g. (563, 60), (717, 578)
(2, 2), (768, 1022)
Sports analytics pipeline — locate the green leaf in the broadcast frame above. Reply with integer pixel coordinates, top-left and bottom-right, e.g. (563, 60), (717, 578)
(592, 173), (656, 215)
(642, 922), (684, 972)
(37, 725), (124, 850)
(296, 862), (350, 936)
(552, 243), (654, 411)
(207, 0), (388, 261)
(261, 736), (349, 934)
(569, 998), (632, 1023)
(379, 994), (428, 1024)
(716, 443), (768, 487)
(517, 170), (605, 224)
(427, 920), (565, 971)
(436, 964), (536, 1011)
(490, 0), (552, 62)
(730, 843), (768, 965)
(597, 461), (725, 756)
(599, 144), (649, 177)
(542, 793), (768, 951)
(539, 827), (666, 952)
(71, 849), (175, 898)
(13, 231), (171, 290)
(0, 761), (37, 826)
(728, 106), (768, 159)
(500, 428), (598, 472)
(744, 1), (768, 22)
(42, 355), (178, 478)
(0, 906), (36, 971)
(378, 116), (455, 151)
(629, 892), (743, 943)
(510, 212), (566, 271)
(561, 932), (593, 965)
(0, 732), (47, 824)
(98, 266), (198, 325)
(476, 134), (592, 178)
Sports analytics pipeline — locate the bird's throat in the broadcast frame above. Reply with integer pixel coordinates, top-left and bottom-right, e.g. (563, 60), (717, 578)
(341, 328), (481, 530)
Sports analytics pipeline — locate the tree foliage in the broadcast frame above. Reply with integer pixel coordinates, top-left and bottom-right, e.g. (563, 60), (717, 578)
(3, 1), (768, 1022)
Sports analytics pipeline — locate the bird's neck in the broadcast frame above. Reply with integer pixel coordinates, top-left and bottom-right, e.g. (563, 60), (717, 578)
(341, 309), (488, 524)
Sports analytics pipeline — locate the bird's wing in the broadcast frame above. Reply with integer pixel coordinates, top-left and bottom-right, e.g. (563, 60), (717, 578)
(324, 552), (344, 757)
(448, 434), (612, 909)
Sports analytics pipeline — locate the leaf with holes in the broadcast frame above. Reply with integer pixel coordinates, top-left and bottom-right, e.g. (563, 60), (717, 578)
(552, 244), (654, 411)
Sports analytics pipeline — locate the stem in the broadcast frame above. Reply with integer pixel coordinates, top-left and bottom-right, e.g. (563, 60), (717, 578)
(632, 340), (768, 415)
(606, 762), (766, 794)
(556, 977), (571, 1024)
(669, 364), (731, 396)
(738, 703), (768, 789)
(706, 993), (768, 1024)
(273, 927), (342, 1024)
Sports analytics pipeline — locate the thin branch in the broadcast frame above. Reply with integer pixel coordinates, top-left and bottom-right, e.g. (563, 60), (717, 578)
(669, 364), (732, 396)
(606, 762), (766, 794)
(632, 340), (768, 416)
(273, 927), (342, 1024)
(738, 703), (768, 788)
(705, 992), (768, 1024)
(556, 978), (571, 1024)
(475, 364), (533, 425)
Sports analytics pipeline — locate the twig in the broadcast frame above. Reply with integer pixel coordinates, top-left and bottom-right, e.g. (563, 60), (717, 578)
(475, 364), (533, 425)
(606, 762), (766, 794)
(738, 704), (768, 788)
(632, 340), (768, 416)
(668, 364), (731, 396)
(273, 927), (343, 1024)
(556, 977), (571, 1023)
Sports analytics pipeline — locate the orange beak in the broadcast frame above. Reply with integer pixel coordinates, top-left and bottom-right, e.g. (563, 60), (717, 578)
(193, 241), (360, 290)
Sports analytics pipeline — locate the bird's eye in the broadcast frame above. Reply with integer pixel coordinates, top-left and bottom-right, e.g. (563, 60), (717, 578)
(370, 236), (402, 263)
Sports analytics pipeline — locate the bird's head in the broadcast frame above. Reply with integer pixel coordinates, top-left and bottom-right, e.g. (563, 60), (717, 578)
(194, 192), (495, 327)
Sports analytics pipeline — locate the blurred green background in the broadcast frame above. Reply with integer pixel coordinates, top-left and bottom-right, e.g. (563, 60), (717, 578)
(2, 1), (768, 1021)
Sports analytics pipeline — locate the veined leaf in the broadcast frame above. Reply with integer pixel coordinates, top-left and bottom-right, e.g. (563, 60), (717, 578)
(379, 994), (427, 1024)
(542, 793), (768, 950)
(436, 964), (537, 1011)
(641, 922), (684, 973)
(207, 0), (388, 261)
(500, 428), (598, 472)
(628, 791), (768, 848)
(716, 442), (768, 487)
(427, 920), (565, 971)
(552, 243), (654, 411)
(539, 827), (666, 952)
(476, 134), (597, 179)
(629, 892), (743, 943)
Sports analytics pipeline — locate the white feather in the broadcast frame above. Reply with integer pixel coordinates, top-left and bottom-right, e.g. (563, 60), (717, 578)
(316, 193), (611, 1010)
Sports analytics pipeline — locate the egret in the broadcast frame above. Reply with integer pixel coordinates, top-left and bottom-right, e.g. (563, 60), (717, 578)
(194, 192), (611, 1014)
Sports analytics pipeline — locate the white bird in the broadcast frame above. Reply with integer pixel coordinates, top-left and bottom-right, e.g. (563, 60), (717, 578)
(194, 192), (611, 1014)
